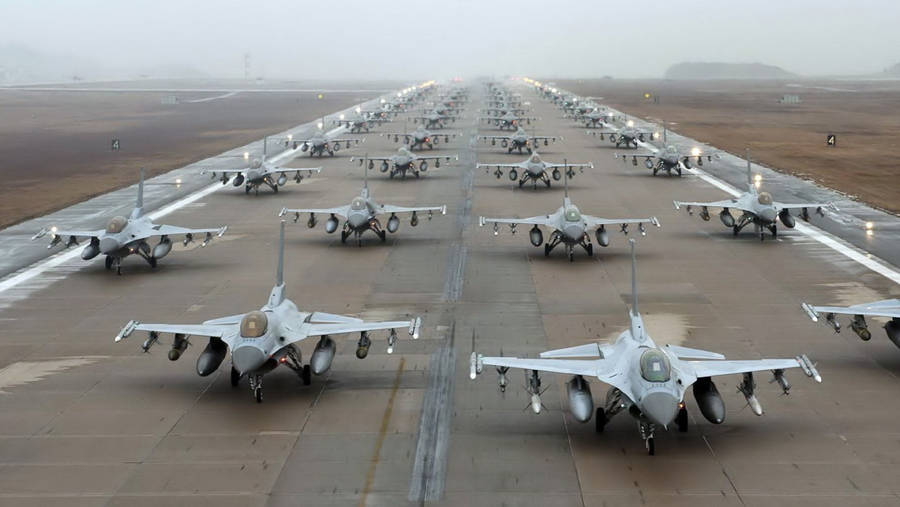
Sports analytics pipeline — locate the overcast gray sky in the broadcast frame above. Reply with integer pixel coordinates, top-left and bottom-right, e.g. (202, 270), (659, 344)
(2, 0), (898, 80)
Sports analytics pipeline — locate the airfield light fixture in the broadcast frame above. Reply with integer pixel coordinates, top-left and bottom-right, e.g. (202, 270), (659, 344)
(865, 221), (874, 236)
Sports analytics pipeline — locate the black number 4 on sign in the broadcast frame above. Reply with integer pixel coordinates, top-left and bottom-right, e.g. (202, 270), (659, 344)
(826, 134), (836, 147)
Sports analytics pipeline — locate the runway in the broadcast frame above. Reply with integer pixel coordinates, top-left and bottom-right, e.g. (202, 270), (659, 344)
(0, 81), (898, 507)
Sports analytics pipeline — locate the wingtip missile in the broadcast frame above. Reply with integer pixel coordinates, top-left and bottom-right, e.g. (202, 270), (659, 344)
(409, 316), (422, 339)
(116, 320), (139, 342)
(801, 302), (819, 322)
(797, 354), (822, 383)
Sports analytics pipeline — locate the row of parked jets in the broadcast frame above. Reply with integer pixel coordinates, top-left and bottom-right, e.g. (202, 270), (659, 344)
(28, 79), (898, 455)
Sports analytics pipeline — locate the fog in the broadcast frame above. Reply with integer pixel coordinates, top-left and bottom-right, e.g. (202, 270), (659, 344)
(2, 0), (898, 82)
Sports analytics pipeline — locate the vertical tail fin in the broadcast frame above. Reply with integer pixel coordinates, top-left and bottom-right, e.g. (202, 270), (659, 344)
(262, 136), (267, 161)
(563, 158), (569, 202)
(363, 153), (369, 196)
(629, 238), (638, 316)
(132, 167), (145, 218)
(276, 220), (285, 287)
(745, 148), (754, 192)
(663, 123), (667, 145)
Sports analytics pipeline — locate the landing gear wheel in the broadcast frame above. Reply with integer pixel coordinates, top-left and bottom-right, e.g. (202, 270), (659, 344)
(341, 230), (349, 244)
(378, 230), (386, 242)
(568, 248), (575, 262)
(770, 225), (777, 238)
(647, 437), (655, 456)
(148, 257), (157, 268)
(544, 178), (551, 188)
(519, 178), (526, 188)
(245, 185), (251, 194)
(254, 386), (263, 403)
(301, 364), (311, 386)
(586, 244), (594, 257)
(595, 407), (607, 433)
(105, 256), (113, 270)
(273, 185), (278, 193)
(653, 167), (659, 176)
(676, 407), (688, 433)
(733, 225), (740, 237)
(544, 243), (551, 257)
(389, 171), (395, 179)
(231, 366), (240, 387)
(676, 167), (683, 177)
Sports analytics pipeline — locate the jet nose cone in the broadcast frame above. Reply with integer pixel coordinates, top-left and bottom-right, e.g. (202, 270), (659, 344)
(232, 346), (266, 375)
(348, 213), (368, 229)
(562, 225), (584, 241)
(641, 392), (679, 428)
(99, 237), (120, 255)
(759, 207), (777, 224)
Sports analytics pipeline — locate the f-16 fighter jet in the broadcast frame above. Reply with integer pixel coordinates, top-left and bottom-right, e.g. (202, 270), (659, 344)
(332, 107), (391, 133)
(615, 127), (718, 176)
(477, 127), (560, 154)
(480, 110), (539, 131)
(115, 221), (421, 402)
(674, 150), (835, 240)
(280, 164), (446, 246)
(470, 240), (821, 455)
(588, 119), (658, 148)
(202, 137), (321, 194)
(33, 169), (226, 275)
(477, 151), (592, 189)
(411, 111), (459, 129)
(293, 121), (364, 157)
(353, 146), (457, 179)
(381, 125), (458, 150)
(479, 176), (658, 261)
(802, 299), (900, 348)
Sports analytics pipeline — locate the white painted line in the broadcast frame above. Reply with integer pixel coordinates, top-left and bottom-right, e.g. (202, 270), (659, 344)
(182, 91), (239, 103)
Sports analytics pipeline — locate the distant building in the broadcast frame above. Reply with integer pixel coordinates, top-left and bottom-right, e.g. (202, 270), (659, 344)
(779, 94), (801, 104)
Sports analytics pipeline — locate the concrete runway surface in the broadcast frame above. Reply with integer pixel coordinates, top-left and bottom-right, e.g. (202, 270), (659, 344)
(0, 81), (899, 506)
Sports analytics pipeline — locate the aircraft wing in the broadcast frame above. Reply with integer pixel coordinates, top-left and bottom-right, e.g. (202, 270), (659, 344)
(480, 215), (554, 227)
(279, 205), (352, 220)
(581, 215), (659, 230)
(773, 202), (837, 212)
(327, 138), (363, 146)
(115, 319), (237, 347)
(531, 135), (560, 143)
(415, 154), (457, 162)
(802, 299), (900, 320)
(477, 135), (511, 141)
(283, 317), (423, 346)
(150, 224), (228, 239)
(673, 199), (750, 213)
(687, 357), (819, 381)
(476, 162), (524, 170)
(259, 166), (322, 177)
(545, 162), (594, 170)
(379, 204), (447, 216)
(478, 356), (623, 388)
(33, 227), (105, 243)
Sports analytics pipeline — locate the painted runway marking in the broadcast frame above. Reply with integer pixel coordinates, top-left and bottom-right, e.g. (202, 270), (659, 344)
(0, 356), (106, 393)
(182, 91), (239, 103)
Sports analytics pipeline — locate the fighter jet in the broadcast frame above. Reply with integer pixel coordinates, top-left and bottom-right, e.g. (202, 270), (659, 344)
(381, 125), (458, 150)
(115, 221), (421, 402)
(479, 176), (659, 260)
(674, 150), (836, 240)
(616, 129), (719, 176)
(354, 146), (457, 179)
(279, 164), (446, 245)
(202, 137), (322, 194)
(32, 169), (226, 275)
(477, 151), (592, 189)
(588, 119), (658, 148)
(293, 121), (364, 157)
(477, 127), (560, 154)
(480, 111), (539, 131)
(571, 108), (617, 129)
(802, 299), (900, 348)
(470, 240), (821, 455)
(411, 111), (459, 129)
(332, 107), (391, 133)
